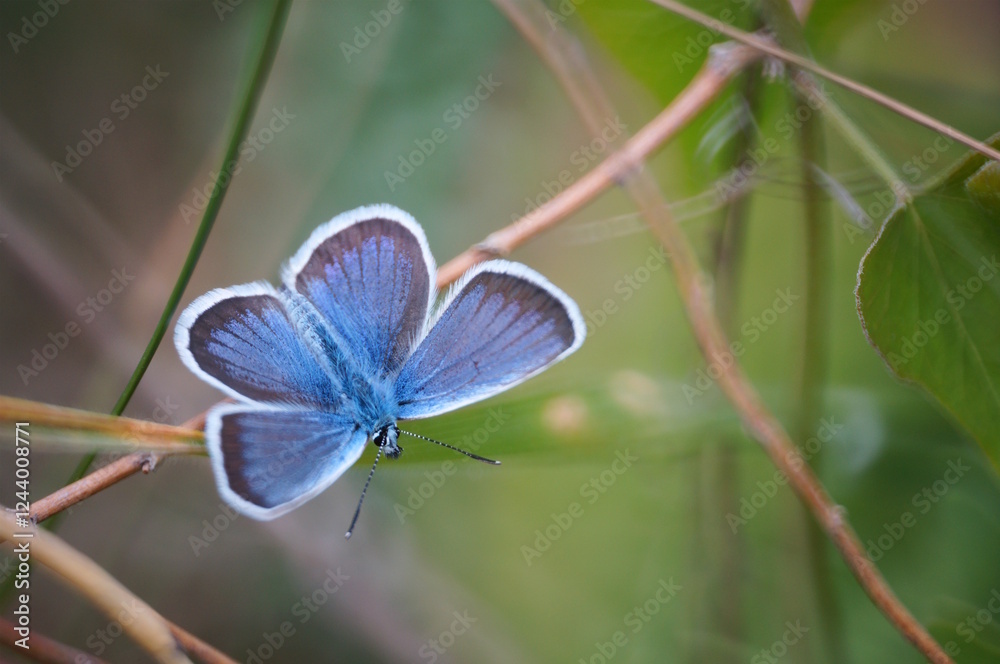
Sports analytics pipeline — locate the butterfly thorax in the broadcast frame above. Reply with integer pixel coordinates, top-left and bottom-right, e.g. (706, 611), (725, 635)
(336, 366), (399, 424)
(373, 424), (402, 458)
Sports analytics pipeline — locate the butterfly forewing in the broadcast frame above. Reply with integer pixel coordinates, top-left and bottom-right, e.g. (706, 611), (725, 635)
(283, 204), (436, 378)
(175, 282), (340, 408)
(394, 260), (585, 419)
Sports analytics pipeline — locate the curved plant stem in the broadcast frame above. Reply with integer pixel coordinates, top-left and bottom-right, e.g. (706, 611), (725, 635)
(435, 42), (760, 287)
(491, 1), (952, 662)
(790, 70), (910, 201)
(638, 170), (954, 664)
(63, 0), (292, 492)
(166, 623), (239, 664)
(31, 453), (161, 523)
(648, 0), (1000, 164)
(795, 93), (846, 663)
(0, 512), (193, 664)
(0, 396), (204, 451)
(708, 65), (762, 655)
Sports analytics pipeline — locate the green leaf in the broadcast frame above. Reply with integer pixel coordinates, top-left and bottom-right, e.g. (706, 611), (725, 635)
(857, 134), (1000, 471)
(968, 161), (1000, 217)
(576, 0), (753, 104)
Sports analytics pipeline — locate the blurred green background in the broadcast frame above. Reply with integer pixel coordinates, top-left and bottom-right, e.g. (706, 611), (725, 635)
(2, 1), (999, 662)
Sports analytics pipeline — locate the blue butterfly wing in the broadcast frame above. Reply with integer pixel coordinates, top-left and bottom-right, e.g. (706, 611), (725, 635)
(283, 204), (436, 379)
(395, 260), (585, 419)
(206, 403), (368, 519)
(175, 282), (344, 407)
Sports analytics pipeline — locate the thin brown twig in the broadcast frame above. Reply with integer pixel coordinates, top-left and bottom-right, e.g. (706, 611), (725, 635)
(636, 113), (959, 663)
(30, 453), (160, 523)
(168, 622), (238, 664)
(648, 0), (1000, 163)
(0, 617), (109, 664)
(30, 410), (209, 524)
(495, 0), (952, 662)
(435, 43), (760, 287)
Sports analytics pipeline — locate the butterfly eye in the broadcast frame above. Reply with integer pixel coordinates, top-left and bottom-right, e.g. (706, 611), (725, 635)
(373, 425), (401, 455)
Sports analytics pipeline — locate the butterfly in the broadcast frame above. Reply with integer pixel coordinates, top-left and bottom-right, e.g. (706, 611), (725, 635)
(175, 204), (585, 537)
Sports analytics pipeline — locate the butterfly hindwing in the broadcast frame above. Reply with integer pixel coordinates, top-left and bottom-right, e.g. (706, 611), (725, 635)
(174, 282), (341, 407)
(283, 204), (436, 379)
(206, 403), (368, 520)
(394, 260), (585, 419)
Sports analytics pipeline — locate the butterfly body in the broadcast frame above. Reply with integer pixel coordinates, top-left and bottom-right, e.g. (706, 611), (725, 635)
(176, 204), (585, 530)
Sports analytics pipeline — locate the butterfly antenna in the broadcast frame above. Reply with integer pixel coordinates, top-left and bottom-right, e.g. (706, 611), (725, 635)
(345, 447), (382, 540)
(397, 429), (501, 465)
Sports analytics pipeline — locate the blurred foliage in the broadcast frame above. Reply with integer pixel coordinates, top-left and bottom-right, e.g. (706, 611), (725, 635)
(1, 1), (1000, 663)
(858, 133), (1000, 473)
